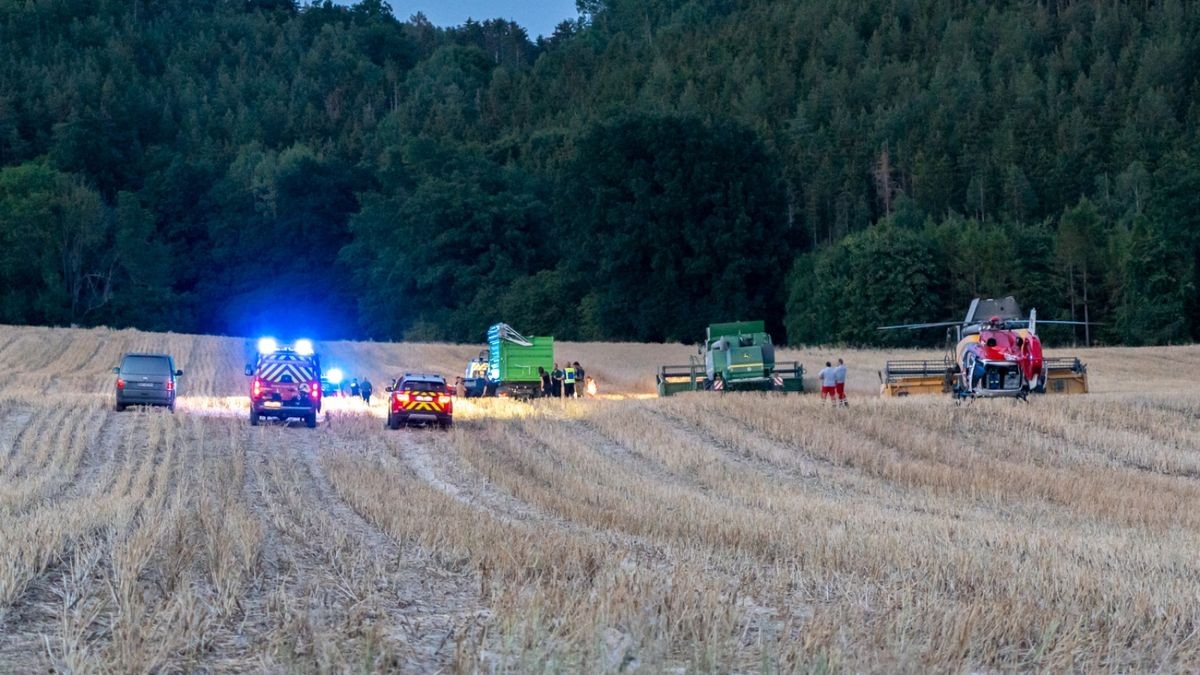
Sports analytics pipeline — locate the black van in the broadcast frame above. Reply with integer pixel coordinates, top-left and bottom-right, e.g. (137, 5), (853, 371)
(113, 353), (183, 412)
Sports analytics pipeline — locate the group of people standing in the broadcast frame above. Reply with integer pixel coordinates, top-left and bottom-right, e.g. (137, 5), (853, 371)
(538, 361), (597, 398)
(343, 377), (374, 404)
(817, 359), (848, 405)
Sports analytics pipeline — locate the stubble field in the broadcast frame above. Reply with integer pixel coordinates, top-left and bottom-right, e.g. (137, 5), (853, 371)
(0, 324), (1198, 672)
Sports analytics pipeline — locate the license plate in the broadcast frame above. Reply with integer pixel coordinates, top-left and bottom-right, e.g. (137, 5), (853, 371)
(264, 401), (282, 409)
(138, 382), (156, 388)
(417, 395), (432, 401)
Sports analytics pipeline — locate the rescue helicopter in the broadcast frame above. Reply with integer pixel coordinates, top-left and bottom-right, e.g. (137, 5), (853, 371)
(877, 297), (1094, 400)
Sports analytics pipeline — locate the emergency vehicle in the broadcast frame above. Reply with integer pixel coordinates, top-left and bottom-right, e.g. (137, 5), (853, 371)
(386, 373), (453, 430)
(245, 338), (322, 428)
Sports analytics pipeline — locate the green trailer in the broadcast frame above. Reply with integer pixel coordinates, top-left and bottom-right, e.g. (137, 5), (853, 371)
(486, 323), (554, 398)
(657, 320), (803, 396)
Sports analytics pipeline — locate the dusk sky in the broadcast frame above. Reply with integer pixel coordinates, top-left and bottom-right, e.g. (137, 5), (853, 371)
(338, 1), (580, 38)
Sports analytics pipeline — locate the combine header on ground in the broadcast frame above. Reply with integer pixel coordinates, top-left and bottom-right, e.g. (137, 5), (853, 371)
(657, 321), (803, 396)
(879, 297), (1090, 399)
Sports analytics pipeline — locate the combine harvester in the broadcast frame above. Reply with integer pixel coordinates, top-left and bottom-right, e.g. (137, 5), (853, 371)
(657, 321), (803, 396)
(879, 297), (1090, 399)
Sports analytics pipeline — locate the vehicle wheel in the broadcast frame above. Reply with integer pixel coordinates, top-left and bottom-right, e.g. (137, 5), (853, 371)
(388, 413), (401, 430)
(440, 420), (453, 431)
(304, 412), (318, 428)
(249, 408), (259, 426)
(168, 401), (176, 414)
(114, 401), (126, 412)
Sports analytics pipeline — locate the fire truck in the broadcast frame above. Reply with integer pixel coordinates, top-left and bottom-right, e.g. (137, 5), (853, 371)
(245, 338), (322, 428)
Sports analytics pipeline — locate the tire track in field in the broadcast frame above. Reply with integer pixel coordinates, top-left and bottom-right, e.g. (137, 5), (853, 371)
(392, 428), (569, 527)
(391, 422), (677, 576)
(241, 419), (481, 671)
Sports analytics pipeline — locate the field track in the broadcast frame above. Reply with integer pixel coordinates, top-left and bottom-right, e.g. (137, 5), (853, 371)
(0, 325), (1199, 671)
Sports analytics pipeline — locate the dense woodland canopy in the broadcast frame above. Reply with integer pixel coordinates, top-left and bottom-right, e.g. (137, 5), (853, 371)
(1, 0), (1198, 346)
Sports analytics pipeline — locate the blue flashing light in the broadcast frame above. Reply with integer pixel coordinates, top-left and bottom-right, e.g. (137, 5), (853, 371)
(294, 339), (315, 356)
(326, 368), (344, 384)
(257, 337), (278, 354)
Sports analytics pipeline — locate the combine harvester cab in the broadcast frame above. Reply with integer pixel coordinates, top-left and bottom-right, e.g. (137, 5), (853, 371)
(657, 321), (803, 396)
(485, 323), (554, 399)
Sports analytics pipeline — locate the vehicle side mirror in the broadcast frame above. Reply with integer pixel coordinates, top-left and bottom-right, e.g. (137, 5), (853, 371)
(112, 367), (120, 375)
(244, 365), (254, 377)
(385, 386), (394, 393)
(175, 370), (184, 377)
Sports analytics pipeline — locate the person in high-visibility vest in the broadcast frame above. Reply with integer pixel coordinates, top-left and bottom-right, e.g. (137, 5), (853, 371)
(563, 364), (577, 398)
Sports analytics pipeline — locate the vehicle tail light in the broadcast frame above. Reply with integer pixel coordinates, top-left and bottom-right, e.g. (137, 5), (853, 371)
(116, 378), (125, 390)
(252, 377), (263, 398)
(395, 392), (411, 403)
(310, 381), (320, 398)
(166, 380), (174, 392)
(437, 394), (450, 405)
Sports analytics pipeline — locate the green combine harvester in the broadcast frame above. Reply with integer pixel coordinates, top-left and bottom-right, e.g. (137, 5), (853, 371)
(656, 321), (804, 396)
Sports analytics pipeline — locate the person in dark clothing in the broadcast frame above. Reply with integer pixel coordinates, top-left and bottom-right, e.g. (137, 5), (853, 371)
(572, 362), (585, 398)
(361, 378), (373, 404)
(350, 378), (360, 397)
(539, 366), (552, 397)
(551, 363), (563, 398)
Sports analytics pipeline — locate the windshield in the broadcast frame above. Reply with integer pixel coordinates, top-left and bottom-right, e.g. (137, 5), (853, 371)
(402, 380), (445, 392)
(121, 355), (171, 376)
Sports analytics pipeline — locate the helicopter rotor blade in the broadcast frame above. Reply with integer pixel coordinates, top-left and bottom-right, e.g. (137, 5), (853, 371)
(877, 321), (963, 331)
(1034, 320), (1106, 326)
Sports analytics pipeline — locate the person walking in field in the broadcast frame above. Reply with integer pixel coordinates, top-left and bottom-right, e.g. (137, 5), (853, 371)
(834, 358), (847, 406)
(361, 378), (373, 405)
(350, 378), (360, 398)
(817, 361), (837, 401)
(585, 375), (598, 398)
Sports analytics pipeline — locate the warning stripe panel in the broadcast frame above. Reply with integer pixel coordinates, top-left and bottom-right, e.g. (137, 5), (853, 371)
(400, 401), (444, 412)
(258, 359), (316, 383)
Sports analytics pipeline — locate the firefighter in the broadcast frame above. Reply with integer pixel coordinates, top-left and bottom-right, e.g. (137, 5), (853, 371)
(551, 363), (563, 398)
(350, 378), (360, 398)
(361, 378), (373, 404)
(563, 363), (577, 398)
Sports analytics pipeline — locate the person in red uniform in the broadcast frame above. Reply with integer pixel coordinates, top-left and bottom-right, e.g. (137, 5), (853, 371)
(817, 361), (837, 401)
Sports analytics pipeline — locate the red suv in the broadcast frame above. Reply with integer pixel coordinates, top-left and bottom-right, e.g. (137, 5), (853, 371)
(246, 342), (321, 428)
(387, 374), (453, 430)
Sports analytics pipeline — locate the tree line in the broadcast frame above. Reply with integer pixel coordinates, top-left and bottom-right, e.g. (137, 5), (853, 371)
(0, 0), (1197, 346)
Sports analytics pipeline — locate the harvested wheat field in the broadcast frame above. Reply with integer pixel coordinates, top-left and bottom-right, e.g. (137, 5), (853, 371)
(0, 324), (1198, 672)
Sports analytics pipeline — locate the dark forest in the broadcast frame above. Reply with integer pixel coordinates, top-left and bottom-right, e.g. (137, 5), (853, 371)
(1, 0), (1197, 345)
